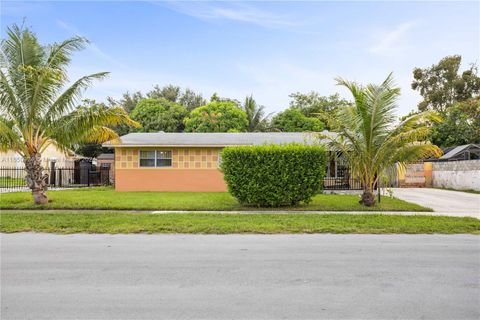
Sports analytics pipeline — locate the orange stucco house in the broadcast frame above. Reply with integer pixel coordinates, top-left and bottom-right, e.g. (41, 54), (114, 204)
(103, 132), (332, 192)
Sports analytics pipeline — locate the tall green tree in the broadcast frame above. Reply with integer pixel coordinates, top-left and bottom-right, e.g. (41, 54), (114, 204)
(110, 85), (206, 113)
(148, 84), (206, 111)
(0, 25), (139, 204)
(130, 98), (188, 132)
(429, 98), (480, 147)
(184, 101), (248, 132)
(271, 108), (324, 132)
(178, 88), (206, 111)
(412, 55), (480, 112)
(289, 92), (351, 129)
(325, 74), (441, 206)
(209, 92), (241, 106)
(148, 84), (181, 102)
(242, 95), (271, 132)
(107, 91), (144, 113)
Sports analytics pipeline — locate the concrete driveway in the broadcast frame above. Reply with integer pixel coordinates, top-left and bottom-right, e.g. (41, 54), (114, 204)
(392, 188), (480, 217)
(2, 233), (479, 320)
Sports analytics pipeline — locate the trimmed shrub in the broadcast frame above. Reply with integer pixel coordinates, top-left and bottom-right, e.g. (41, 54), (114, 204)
(220, 144), (326, 207)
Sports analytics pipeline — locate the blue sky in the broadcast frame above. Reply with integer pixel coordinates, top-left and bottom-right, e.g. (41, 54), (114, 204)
(1, 1), (479, 116)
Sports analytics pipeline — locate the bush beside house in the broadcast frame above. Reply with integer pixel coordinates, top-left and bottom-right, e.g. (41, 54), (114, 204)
(220, 144), (326, 207)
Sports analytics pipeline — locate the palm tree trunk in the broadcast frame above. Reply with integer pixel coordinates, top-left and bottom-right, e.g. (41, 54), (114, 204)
(360, 176), (376, 206)
(24, 154), (49, 205)
(360, 189), (375, 206)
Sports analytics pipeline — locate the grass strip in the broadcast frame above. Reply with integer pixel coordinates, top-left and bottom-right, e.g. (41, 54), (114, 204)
(1, 212), (478, 234)
(0, 188), (431, 212)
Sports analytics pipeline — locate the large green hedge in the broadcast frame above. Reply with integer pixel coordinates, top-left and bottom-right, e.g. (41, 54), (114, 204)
(220, 144), (326, 207)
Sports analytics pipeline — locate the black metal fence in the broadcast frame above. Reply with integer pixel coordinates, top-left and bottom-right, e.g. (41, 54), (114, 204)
(0, 167), (111, 191)
(1, 166), (362, 191)
(323, 177), (362, 190)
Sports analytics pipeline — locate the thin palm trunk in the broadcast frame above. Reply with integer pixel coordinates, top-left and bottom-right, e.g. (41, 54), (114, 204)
(360, 175), (375, 206)
(24, 153), (48, 204)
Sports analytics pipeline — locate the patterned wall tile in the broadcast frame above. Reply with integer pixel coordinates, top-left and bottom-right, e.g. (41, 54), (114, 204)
(115, 147), (222, 170)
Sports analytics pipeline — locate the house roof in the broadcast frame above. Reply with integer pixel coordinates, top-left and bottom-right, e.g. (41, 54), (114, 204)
(103, 132), (335, 147)
(96, 153), (115, 160)
(438, 143), (480, 160)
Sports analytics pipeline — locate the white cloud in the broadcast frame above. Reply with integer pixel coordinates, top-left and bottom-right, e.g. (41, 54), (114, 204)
(160, 1), (301, 29)
(56, 20), (124, 67)
(369, 21), (420, 55)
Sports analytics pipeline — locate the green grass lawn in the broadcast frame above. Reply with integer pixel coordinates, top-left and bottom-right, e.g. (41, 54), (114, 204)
(0, 177), (25, 188)
(0, 187), (431, 211)
(0, 212), (478, 234)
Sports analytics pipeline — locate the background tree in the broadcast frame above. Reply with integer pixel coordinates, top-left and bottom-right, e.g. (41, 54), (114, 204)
(0, 25), (139, 204)
(147, 84), (206, 111)
(107, 91), (144, 113)
(130, 98), (188, 132)
(209, 92), (241, 106)
(147, 84), (181, 102)
(429, 98), (480, 147)
(184, 101), (248, 132)
(271, 108), (324, 132)
(412, 55), (480, 112)
(242, 95), (271, 132)
(289, 92), (351, 129)
(178, 88), (206, 111)
(110, 85), (206, 112)
(326, 74), (441, 206)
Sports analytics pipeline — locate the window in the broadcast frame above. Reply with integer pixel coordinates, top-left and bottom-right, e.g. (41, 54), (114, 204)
(139, 150), (172, 168)
(156, 151), (172, 167)
(140, 151), (155, 167)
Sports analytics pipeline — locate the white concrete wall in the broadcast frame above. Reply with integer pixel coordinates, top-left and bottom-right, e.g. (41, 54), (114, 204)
(432, 160), (480, 191)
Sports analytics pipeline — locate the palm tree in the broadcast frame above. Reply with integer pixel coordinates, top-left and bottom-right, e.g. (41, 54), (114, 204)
(324, 74), (441, 206)
(242, 95), (271, 132)
(0, 25), (139, 204)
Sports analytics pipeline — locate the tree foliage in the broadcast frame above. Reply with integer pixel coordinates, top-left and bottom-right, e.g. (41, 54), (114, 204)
(0, 24), (139, 204)
(412, 55), (480, 112)
(107, 91), (144, 113)
(110, 84), (206, 113)
(271, 108), (324, 132)
(289, 92), (351, 129)
(242, 95), (271, 132)
(210, 92), (241, 106)
(130, 98), (188, 132)
(147, 84), (206, 111)
(429, 98), (480, 147)
(221, 144), (326, 207)
(147, 84), (181, 102)
(178, 88), (207, 111)
(325, 74), (441, 206)
(183, 101), (248, 132)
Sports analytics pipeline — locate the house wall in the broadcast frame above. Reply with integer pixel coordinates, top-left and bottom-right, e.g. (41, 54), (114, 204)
(114, 147), (227, 191)
(431, 160), (480, 191)
(399, 162), (432, 187)
(97, 159), (115, 182)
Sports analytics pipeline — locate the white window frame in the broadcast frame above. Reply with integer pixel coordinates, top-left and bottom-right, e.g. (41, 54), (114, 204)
(139, 150), (172, 168)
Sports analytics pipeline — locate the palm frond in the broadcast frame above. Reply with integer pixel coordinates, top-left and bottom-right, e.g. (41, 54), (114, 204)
(332, 73), (441, 198)
(44, 72), (109, 122)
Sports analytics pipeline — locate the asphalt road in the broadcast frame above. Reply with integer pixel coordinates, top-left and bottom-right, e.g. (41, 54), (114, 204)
(1, 233), (479, 320)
